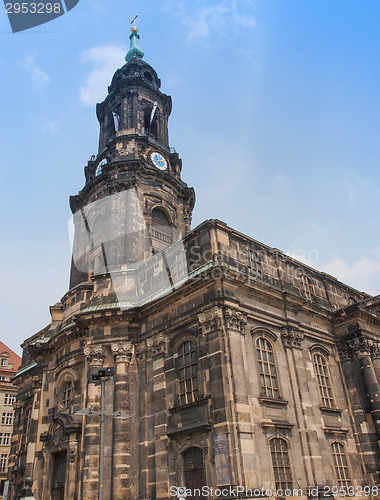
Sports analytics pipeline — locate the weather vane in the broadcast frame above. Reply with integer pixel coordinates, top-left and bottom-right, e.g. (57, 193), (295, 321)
(131, 14), (138, 28)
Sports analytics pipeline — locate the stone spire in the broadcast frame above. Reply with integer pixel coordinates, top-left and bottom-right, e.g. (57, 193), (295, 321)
(125, 15), (144, 62)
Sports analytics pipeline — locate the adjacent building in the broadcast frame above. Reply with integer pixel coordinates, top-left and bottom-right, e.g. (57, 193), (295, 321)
(8, 24), (380, 500)
(0, 342), (21, 499)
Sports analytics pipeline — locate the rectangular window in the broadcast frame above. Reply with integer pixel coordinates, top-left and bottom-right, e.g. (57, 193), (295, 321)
(4, 394), (15, 406)
(0, 454), (8, 472)
(1, 413), (13, 426)
(0, 358), (8, 367)
(2, 434), (10, 446)
(178, 341), (198, 405)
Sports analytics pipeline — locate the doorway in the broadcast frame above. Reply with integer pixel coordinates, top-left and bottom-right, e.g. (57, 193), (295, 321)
(183, 447), (206, 500)
(51, 451), (67, 500)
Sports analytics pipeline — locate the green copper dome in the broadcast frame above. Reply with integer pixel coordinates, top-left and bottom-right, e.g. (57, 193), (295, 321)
(125, 28), (144, 63)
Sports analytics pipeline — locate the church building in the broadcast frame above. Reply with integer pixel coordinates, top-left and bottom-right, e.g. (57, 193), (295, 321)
(8, 22), (380, 500)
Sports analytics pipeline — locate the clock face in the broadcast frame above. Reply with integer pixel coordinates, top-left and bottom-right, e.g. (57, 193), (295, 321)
(95, 158), (107, 176)
(150, 151), (167, 170)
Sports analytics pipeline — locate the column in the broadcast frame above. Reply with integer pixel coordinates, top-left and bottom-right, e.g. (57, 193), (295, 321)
(111, 342), (133, 499)
(82, 342), (105, 498)
(348, 338), (380, 445)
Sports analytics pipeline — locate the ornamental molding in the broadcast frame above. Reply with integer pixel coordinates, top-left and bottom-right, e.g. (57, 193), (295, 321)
(69, 440), (77, 463)
(198, 306), (223, 334)
(172, 434), (209, 461)
(224, 308), (247, 334)
(281, 327), (305, 349)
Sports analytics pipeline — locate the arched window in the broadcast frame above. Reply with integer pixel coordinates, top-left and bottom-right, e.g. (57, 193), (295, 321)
(300, 274), (315, 301)
(313, 352), (334, 408)
(61, 381), (73, 409)
(255, 336), (279, 399)
(331, 441), (351, 488)
(270, 437), (293, 491)
(144, 105), (158, 138)
(151, 208), (172, 249)
(178, 340), (198, 405)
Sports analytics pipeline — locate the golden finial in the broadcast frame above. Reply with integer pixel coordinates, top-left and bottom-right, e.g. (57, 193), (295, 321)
(131, 14), (138, 33)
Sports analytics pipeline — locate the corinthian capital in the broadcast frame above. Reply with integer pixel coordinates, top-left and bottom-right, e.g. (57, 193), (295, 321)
(281, 327), (305, 349)
(224, 308), (247, 334)
(83, 341), (106, 366)
(198, 306), (223, 334)
(111, 342), (134, 363)
(347, 336), (380, 359)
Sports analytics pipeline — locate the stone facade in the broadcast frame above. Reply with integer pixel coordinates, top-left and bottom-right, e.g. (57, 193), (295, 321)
(8, 29), (380, 500)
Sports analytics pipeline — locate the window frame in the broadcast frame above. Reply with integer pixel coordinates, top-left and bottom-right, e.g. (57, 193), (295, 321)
(0, 454), (8, 473)
(269, 436), (293, 492)
(1, 412), (13, 426)
(331, 441), (352, 489)
(177, 339), (199, 406)
(312, 349), (336, 409)
(254, 333), (281, 401)
(300, 274), (315, 302)
(4, 393), (16, 406)
(61, 380), (74, 410)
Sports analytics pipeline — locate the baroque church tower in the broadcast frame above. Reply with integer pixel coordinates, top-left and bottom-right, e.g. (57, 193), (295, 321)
(8, 20), (380, 500)
(69, 22), (195, 290)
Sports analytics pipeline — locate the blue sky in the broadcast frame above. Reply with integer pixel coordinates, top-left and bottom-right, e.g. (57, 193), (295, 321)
(1, 0), (379, 354)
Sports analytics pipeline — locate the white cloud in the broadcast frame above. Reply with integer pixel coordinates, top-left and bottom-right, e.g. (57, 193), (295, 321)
(322, 248), (380, 295)
(20, 55), (50, 92)
(80, 46), (126, 106)
(42, 119), (60, 133)
(164, 0), (256, 44)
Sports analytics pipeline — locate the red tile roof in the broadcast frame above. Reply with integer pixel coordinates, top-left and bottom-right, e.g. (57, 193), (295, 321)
(0, 341), (22, 373)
